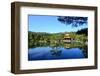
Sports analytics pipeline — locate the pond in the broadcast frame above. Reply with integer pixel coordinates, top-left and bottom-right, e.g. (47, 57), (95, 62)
(28, 47), (86, 61)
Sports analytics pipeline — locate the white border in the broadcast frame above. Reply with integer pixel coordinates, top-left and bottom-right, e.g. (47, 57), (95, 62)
(20, 6), (95, 70)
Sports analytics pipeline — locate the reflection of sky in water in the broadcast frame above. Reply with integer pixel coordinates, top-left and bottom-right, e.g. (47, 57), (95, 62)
(28, 47), (85, 61)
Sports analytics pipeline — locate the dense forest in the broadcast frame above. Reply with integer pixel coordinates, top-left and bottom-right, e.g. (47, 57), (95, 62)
(28, 28), (88, 49)
(28, 31), (63, 48)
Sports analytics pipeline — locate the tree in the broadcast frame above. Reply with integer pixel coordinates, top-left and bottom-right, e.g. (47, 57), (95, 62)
(76, 28), (88, 36)
(57, 16), (88, 27)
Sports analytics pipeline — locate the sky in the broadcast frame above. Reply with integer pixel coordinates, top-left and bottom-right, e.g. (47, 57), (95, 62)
(28, 15), (88, 33)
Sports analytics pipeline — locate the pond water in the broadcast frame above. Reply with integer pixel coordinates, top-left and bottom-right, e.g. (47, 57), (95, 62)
(28, 47), (86, 61)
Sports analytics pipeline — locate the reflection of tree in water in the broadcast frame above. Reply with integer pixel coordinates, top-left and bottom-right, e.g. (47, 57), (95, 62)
(50, 43), (62, 56)
(80, 45), (88, 58)
(50, 47), (62, 56)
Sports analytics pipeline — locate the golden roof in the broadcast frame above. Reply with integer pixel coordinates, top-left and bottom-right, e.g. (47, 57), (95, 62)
(64, 34), (71, 38)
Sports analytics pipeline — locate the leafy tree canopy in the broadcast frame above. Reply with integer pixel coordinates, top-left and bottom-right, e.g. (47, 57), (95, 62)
(76, 28), (88, 36)
(57, 16), (88, 27)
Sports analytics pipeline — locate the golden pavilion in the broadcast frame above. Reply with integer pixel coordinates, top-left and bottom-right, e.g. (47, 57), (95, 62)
(63, 34), (74, 43)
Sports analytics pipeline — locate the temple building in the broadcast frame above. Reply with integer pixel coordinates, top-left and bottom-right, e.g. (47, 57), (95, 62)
(63, 33), (74, 43)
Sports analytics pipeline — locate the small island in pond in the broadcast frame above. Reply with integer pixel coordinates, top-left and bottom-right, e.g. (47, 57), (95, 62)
(28, 15), (88, 61)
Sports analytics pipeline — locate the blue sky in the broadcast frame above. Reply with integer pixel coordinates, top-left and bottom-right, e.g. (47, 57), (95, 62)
(28, 15), (88, 33)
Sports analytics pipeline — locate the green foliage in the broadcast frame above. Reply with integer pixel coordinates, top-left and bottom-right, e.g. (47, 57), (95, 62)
(28, 31), (64, 48)
(28, 31), (87, 49)
(57, 16), (88, 27)
(76, 28), (88, 36)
